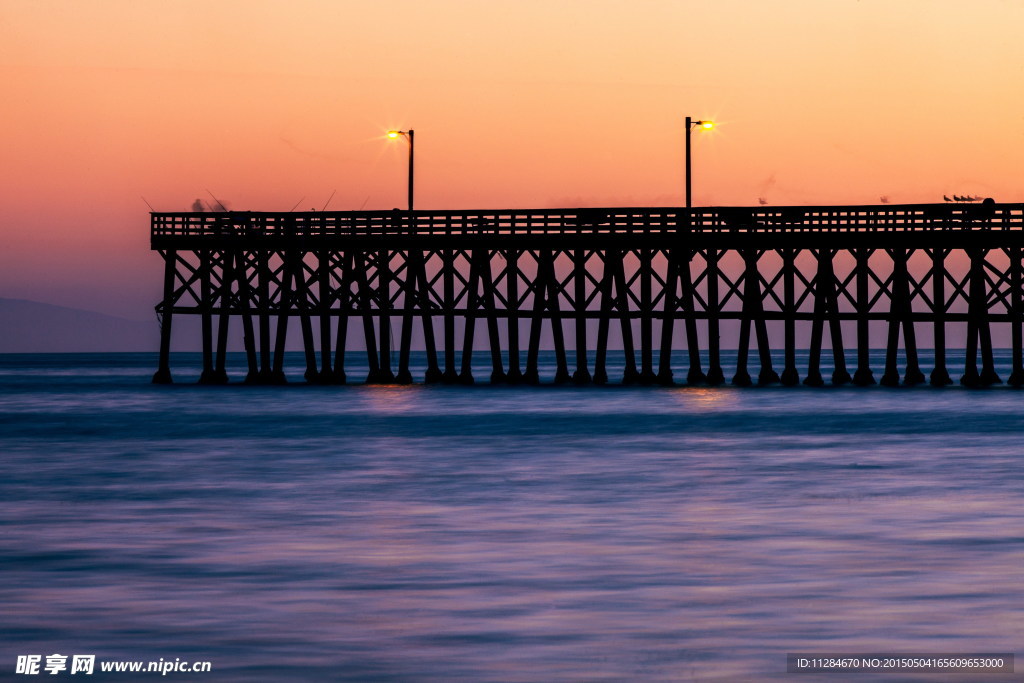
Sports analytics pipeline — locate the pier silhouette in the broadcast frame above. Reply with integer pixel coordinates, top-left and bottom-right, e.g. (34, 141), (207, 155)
(151, 201), (1024, 387)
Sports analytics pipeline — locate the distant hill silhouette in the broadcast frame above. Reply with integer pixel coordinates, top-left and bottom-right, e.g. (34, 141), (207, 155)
(0, 298), (162, 352)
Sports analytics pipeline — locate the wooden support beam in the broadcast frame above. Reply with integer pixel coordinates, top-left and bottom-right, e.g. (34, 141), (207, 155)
(332, 250), (352, 385)
(375, 249), (395, 383)
(805, 249), (827, 387)
(881, 252), (904, 386)
(881, 249), (924, 386)
(213, 250), (234, 384)
(459, 249), (482, 385)
(258, 250), (273, 383)
(479, 250), (507, 384)
(639, 249), (656, 384)
(974, 248), (999, 385)
(1011, 246), (1024, 387)
(656, 249), (679, 386)
(805, 249), (849, 386)
(930, 248), (952, 386)
(152, 249), (176, 384)
(270, 249), (292, 385)
(397, 247), (418, 385)
(733, 250), (778, 385)
(753, 275), (779, 386)
(705, 248), (725, 385)
(613, 251), (639, 384)
(967, 249), (1000, 386)
(297, 255), (318, 383)
(453, 246), (504, 384)
(593, 251), (614, 385)
(681, 250), (705, 385)
(523, 249), (570, 384)
(900, 274), (925, 387)
(781, 248), (799, 386)
(353, 250), (381, 383)
(827, 263), (851, 386)
(198, 249), (217, 384)
(317, 250), (333, 383)
(573, 247), (592, 384)
(234, 251), (258, 383)
(505, 249), (523, 384)
(525, 250), (546, 385)
(418, 251), (442, 383)
(980, 308), (1000, 385)
(547, 251), (570, 384)
(852, 248), (876, 385)
(733, 279), (753, 387)
(962, 250), (982, 387)
(442, 248), (458, 383)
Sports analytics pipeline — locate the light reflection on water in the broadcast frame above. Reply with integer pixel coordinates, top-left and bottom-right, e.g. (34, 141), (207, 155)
(1, 354), (1023, 681)
(665, 386), (741, 411)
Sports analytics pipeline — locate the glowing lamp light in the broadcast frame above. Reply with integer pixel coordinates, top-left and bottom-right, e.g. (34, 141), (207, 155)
(387, 130), (401, 139)
(685, 116), (715, 209)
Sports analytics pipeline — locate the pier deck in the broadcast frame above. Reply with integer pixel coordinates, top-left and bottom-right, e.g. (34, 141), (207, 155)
(151, 202), (1024, 387)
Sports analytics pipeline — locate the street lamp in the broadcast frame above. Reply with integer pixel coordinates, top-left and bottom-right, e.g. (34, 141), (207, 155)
(387, 129), (415, 211)
(685, 117), (714, 208)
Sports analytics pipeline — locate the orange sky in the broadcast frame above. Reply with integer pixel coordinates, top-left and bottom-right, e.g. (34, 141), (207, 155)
(2, 0), (1024, 316)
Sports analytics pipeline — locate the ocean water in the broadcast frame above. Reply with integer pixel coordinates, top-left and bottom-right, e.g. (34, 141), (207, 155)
(1, 352), (1023, 682)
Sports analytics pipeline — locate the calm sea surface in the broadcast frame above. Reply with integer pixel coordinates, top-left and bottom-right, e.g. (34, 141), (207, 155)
(2, 352), (1023, 681)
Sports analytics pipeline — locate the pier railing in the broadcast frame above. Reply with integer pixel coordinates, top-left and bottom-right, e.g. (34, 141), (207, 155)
(151, 203), (1024, 240)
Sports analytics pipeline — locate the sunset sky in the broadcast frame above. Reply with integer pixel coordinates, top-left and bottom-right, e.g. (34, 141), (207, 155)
(2, 0), (1024, 317)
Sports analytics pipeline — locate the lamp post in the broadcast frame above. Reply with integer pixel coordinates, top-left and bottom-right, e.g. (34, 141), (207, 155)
(685, 117), (714, 208)
(685, 116), (719, 386)
(387, 129), (414, 211)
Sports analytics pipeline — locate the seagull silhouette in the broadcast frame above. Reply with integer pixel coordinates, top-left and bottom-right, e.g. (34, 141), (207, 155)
(944, 195), (952, 202)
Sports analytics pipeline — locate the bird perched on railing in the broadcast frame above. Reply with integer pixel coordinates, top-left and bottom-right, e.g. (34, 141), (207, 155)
(943, 195), (952, 202)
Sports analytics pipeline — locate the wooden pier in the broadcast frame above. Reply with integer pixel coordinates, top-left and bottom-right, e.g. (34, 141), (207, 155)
(151, 201), (1024, 387)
